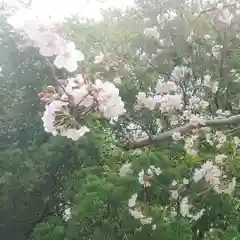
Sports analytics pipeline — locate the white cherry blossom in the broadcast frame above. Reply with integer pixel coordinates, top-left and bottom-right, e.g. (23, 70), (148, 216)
(136, 92), (156, 110)
(42, 105), (58, 136)
(184, 135), (198, 156)
(216, 3), (224, 9)
(138, 169), (151, 187)
(119, 163), (133, 177)
(188, 96), (209, 110)
(193, 161), (222, 189)
(63, 75), (94, 107)
(41, 100), (68, 136)
(155, 80), (177, 94)
(129, 209), (144, 219)
(128, 193), (138, 207)
(233, 136), (240, 147)
(63, 208), (71, 221)
(189, 114), (205, 126)
(215, 154), (227, 164)
(171, 180), (178, 186)
(193, 168), (205, 183)
(183, 178), (189, 185)
(218, 9), (234, 25)
(94, 80), (126, 119)
(113, 76), (122, 85)
(212, 45), (223, 58)
(157, 13), (168, 24)
(143, 26), (160, 39)
(222, 177), (236, 195)
(148, 165), (162, 176)
(157, 94), (183, 113)
(170, 209), (177, 217)
(140, 217), (153, 225)
(186, 149), (198, 156)
(215, 131), (226, 144)
(38, 34), (66, 57)
(69, 86), (94, 107)
(54, 42), (84, 72)
(94, 52), (104, 64)
(203, 75), (218, 93)
(215, 131), (227, 149)
(42, 100), (89, 140)
(65, 74), (85, 90)
(191, 209), (205, 221)
(172, 132), (182, 141)
(154, 167), (162, 176)
(60, 127), (90, 141)
(170, 66), (190, 82)
(180, 197), (192, 217)
(170, 190), (179, 199)
(216, 109), (231, 116)
(7, 8), (31, 29)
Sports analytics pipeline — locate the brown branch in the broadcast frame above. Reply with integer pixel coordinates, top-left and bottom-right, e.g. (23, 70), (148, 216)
(123, 114), (240, 150)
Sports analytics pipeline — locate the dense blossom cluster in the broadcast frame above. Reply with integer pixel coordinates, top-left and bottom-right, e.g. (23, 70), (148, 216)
(40, 74), (126, 139)
(41, 100), (90, 141)
(193, 160), (236, 194)
(125, 165), (162, 227)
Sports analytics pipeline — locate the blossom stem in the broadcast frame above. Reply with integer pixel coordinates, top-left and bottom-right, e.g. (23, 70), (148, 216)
(41, 56), (72, 100)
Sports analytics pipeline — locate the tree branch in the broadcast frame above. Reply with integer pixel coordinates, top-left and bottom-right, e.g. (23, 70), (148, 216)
(123, 114), (240, 149)
(192, 3), (236, 24)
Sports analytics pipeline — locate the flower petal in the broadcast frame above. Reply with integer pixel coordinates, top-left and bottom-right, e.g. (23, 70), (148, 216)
(75, 50), (84, 61)
(65, 58), (78, 72)
(54, 55), (65, 69)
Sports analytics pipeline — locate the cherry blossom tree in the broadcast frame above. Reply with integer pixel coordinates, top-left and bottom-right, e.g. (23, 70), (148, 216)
(4, 0), (240, 239)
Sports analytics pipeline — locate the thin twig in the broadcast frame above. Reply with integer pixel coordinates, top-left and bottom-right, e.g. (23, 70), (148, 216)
(42, 56), (73, 100)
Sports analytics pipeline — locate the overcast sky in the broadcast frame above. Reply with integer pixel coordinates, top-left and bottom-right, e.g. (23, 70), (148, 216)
(3, 0), (134, 20)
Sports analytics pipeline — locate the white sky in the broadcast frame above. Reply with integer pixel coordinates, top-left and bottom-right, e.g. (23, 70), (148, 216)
(3, 0), (134, 21)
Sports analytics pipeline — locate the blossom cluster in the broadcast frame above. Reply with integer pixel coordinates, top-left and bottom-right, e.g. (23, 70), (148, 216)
(7, 9), (84, 72)
(193, 160), (236, 194)
(128, 193), (153, 225)
(40, 74), (126, 140)
(134, 68), (216, 129)
(135, 76), (183, 114)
